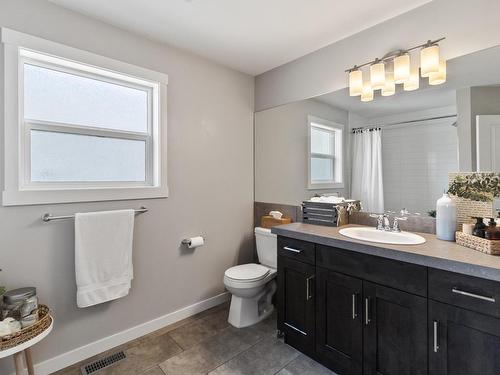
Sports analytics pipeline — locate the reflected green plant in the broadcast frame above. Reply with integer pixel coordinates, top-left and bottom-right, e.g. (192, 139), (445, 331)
(448, 173), (500, 202)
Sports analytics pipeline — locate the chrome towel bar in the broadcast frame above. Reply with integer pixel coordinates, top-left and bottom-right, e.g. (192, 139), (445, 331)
(42, 207), (148, 222)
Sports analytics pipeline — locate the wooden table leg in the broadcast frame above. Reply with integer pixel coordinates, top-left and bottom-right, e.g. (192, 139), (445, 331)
(13, 352), (24, 375)
(24, 348), (35, 375)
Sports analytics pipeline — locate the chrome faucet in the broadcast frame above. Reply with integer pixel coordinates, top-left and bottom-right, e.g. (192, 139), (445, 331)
(370, 211), (407, 232)
(392, 216), (408, 232)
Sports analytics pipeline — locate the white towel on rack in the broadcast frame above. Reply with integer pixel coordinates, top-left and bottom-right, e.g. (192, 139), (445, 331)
(75, 209), (135, 308)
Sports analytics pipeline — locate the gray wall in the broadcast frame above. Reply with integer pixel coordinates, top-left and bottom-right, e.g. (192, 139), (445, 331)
(255, 0), (500, 111)
(0, 0), (254, 372)
(255, 99), (348, 206)
(456, 86), (500, 170)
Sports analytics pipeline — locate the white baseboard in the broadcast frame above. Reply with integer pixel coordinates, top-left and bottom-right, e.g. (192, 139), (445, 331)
(31, 292), (230, 375)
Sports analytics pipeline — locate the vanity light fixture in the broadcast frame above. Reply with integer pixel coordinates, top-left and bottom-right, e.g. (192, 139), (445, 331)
(404, 67), (420, 91)
(370, 59), (385, 90)
(346, 37), (446, 102)
(381, 72), (395, 96)
(348, 68), (363, 96)
(393, 53), (410, 84)
(361, 82), (374, 102)
(420, 43), (440, 77)
(428, 59), (447, 85)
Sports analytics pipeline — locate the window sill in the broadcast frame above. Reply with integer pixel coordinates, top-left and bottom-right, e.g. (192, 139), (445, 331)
(2, 186), (169, 206)
(307, 183), (345, 190)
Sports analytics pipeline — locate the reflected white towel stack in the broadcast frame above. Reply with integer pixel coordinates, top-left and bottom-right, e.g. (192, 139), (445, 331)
(75, 209), (135, 308)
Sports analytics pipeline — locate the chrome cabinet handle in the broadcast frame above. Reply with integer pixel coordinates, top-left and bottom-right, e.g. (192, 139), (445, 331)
(306, 275), (314, 300)
(433, 320), (439, 352)
(352, 294), (358, 319)
(452, 287), (496, 303)
(365, 297), (371, 325)
(283, 246), (302, 253)
(284, 322), (307, 336)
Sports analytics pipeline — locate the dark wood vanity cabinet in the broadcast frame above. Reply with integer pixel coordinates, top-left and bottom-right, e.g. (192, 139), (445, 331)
(316, 268), (363, 374)
(428, 269), (500, 375)
(363, 282), (427, 375)
(277, 238), (316, 357)
(428, 301), (500, 375)
(276, 235), (500, 375)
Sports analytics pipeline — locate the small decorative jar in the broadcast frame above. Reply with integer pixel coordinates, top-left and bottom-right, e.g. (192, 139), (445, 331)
(2, 287), (39, 326)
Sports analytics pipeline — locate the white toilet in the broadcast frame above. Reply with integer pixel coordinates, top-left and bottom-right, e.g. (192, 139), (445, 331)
(224, 227), (277, 328)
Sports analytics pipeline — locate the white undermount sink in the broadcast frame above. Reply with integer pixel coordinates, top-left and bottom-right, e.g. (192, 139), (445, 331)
(339, 227), (426, 245)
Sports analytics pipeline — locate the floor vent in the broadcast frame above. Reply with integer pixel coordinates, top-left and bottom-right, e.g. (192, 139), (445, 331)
(80, 351), (126, 375)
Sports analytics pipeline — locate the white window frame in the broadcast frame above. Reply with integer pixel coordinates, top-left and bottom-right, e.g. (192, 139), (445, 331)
(307, 115), (344, 189)
(2, 28), (168, 206)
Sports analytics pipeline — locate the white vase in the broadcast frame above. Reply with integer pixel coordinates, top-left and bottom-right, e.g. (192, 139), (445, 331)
(436, 193), (457, 241)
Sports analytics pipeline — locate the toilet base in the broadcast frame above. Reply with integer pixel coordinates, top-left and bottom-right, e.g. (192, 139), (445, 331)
(227, 280), (276, 328)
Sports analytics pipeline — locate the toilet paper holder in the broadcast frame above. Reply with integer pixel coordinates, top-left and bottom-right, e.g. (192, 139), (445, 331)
(181, 236), (205, 246)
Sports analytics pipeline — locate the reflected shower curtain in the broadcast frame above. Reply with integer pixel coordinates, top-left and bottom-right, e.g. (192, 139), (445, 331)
(351, 129), (384, 213)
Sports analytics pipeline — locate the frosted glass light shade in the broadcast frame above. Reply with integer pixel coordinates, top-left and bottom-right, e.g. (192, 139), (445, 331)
(349, 70), (363, 96)
(403, 68), (420, 91)
(381, 72), (395, 96)
(370, 62), (385, 90)
(360, 83), (374, 102)
(429, 60), (447, 85)
(394, 54), (410, 84)
(420, 44), (440, 77)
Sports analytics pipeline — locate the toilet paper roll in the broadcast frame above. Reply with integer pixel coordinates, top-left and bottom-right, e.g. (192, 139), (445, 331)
(188, 236), (204, 249)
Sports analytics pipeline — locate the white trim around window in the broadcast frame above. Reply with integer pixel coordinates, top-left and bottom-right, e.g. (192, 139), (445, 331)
(307, 115), (344, 190)
(1, 28), (169, 206)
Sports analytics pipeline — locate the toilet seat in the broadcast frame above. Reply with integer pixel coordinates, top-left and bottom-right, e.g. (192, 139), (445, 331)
(224, 263), (270, 282)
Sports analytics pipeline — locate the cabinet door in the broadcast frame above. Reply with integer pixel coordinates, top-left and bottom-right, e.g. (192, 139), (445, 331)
(363, 282), (427, 375)
(316, 268), (363, 375)
(429, 300), (500, 375)
(277, 255), (315, 356)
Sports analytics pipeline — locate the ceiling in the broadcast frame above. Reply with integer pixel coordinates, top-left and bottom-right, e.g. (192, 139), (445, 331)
(49, 0), (431, 75)
(315, 45), (500, 118)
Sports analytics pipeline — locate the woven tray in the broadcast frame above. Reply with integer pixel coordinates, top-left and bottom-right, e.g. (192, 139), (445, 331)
(0, 304), (52, 351)
(456, 232), (500, 255)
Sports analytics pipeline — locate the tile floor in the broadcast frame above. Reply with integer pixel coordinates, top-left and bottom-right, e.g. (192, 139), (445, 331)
(53, 303), (336, 375)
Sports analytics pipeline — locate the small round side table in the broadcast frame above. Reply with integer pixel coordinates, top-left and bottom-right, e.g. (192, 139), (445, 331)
(0, 318), (53, 375)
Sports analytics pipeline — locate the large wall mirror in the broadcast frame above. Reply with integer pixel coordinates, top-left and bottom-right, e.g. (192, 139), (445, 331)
(255, 45), (500, 217)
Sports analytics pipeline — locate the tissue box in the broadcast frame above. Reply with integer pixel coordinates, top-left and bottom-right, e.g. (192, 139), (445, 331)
(261, 216), (292, 229)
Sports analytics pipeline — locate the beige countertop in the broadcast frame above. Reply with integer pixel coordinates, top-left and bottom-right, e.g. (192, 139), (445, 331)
(271, 223), (500, 282)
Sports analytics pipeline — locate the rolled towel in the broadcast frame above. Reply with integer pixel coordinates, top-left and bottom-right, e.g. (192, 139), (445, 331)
(0, 321), (11, 338)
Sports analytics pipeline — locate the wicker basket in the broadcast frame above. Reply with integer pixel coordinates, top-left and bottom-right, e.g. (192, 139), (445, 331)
(0, 305), (52, 351)
(456, 232), (500, 255)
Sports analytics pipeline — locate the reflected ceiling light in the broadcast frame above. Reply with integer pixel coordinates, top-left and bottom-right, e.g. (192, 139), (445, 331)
(349, 68), (363, 96)
(370, 60), (385, 90)
(403, 67), (420, 91)
(420, 43), (440, 77)
(394, 53), (410, 84)
(361, 82), (374, 102)
(346, 37), (445, 102)
(428, 60), (447, 85)
(381, 72), (395, 96)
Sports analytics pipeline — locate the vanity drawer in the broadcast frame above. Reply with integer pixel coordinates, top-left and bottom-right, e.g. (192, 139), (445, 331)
(278, 236), (315, 265)
(316, 245), (427, 296)
(428, 269), (500, 318)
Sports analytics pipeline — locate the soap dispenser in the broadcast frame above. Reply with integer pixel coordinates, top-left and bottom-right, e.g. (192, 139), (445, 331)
(485, 218), (500, 240)
(472, 217), (486, 238)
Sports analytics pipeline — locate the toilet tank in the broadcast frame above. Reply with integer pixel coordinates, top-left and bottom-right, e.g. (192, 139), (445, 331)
(255, 227), (277, 269)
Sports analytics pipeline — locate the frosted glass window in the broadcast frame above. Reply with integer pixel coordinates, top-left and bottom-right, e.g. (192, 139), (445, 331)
(24, 64), (149, 132)
(311, 126), (334, 155)
(31, 130), (146, 182)
(311, 158), (334, 182)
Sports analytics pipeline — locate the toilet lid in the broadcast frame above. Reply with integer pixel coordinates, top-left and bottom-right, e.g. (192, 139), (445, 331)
(225, 263), (270, 282)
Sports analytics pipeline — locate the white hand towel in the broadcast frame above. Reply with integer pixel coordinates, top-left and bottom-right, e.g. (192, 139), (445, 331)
(75, 209), (135, 308)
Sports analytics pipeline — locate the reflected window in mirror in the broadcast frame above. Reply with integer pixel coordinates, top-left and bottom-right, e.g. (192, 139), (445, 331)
(308, 116), (344, 189)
